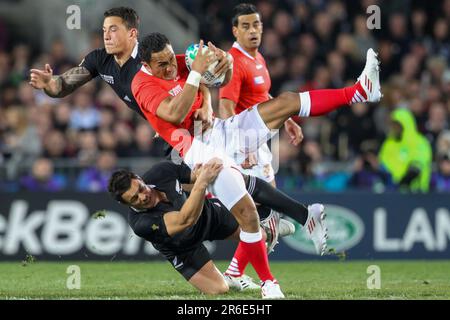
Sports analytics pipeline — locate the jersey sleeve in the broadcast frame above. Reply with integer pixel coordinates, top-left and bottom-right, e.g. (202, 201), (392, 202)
(219, 60), (243, 103)
(178, 162), (192, 184)
(132, 76), (171, 116)
(79, 49), (100, 78)
(132, 212), (169, 243)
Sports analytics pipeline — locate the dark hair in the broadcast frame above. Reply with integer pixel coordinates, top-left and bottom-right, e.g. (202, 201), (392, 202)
(104, 7), (140, 30)
(232, 3), (259, 27)
(139, 32), (170, 63)
(108, 169), (140, 204)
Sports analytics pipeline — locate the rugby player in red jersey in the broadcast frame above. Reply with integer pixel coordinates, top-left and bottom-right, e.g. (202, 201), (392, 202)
(219, 5), (304, 283)
(131, 32), (381, 298)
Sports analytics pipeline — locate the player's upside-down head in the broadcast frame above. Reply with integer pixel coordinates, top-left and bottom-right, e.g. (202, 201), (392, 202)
(138, 32), (177, 81)
(108, 169), (158, 210)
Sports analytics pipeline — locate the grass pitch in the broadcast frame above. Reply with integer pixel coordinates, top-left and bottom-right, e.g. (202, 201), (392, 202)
(0, 260), (449, 300)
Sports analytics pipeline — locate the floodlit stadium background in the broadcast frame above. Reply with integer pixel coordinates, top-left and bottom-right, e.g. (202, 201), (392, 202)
(0, 0), (449, 269)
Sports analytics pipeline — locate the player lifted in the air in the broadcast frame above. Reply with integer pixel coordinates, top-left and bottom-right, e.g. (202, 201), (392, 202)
(131, 32), (381, 298)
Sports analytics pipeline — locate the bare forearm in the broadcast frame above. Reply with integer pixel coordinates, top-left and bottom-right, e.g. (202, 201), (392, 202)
(199, 85), (212, 113)
(218, 98), (236, 119)
(44, 67), (92, 98)
(220, 68), (233, 87)
(220, 104), (235, 118)
(179, 180), (208, 226)
(168, 84), (199, 124)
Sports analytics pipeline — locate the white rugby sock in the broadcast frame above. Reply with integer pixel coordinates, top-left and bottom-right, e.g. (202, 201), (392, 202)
(240, 230), (262, 243)
(298, 92), (311, 117)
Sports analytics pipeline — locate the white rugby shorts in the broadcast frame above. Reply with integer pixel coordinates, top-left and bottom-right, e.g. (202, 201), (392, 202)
(183, 105), (272, 209)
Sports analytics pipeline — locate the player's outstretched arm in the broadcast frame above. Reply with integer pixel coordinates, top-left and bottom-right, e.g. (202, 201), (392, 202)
(29, 64), (93, 98)
(163, 159), (223, 236)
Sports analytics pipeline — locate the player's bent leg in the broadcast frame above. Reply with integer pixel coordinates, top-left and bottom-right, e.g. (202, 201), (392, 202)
(257, 92), (301, 130)
(188, 261), (229, 295)
(230, 194), (260, 233)
(209, 166), (260, 232)
(253, 49), (382, 131)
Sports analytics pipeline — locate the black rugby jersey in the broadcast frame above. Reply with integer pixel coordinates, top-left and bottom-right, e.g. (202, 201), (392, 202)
(127, 161), (210, 254)
(80, 43), (145, 118)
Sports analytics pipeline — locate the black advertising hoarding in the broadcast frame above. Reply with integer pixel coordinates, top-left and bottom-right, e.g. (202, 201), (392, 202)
(0, 192), (164, 261)
(0, 192), (449, 261)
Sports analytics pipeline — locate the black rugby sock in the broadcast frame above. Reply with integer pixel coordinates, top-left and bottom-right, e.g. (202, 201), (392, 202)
(257, 205), (272, 220)
(246, 175), (308, 225)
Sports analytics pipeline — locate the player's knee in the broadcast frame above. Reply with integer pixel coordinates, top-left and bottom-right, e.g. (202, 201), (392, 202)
(243, 211), (260, 228)
(234, 200), (259, 227)
(216, 282), (230, 294)
(203, 282), (229, 295)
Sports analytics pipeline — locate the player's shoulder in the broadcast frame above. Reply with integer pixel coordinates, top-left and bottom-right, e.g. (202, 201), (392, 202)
(176, 54), (186, 63)
(141, 161), (180, 184)
(256, 51), (267, 65)
(176, 54), (189, 78)
(132, 67), (158, 89)
(83, 47), (110, 63)
(228, 47), (246, 63)
(82, 48), (118, 72)
(128, 209), (164, 240)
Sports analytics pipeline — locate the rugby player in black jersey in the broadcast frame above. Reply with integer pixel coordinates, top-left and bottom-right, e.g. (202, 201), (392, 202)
(108, 159), (324, 296)
(29, 6), (231, 121)
(29, 7), (145, 116)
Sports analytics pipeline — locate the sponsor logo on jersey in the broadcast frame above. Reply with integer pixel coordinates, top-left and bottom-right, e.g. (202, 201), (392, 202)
(169, 85), (183, 97)
(173, 257), (184, 269)
(175, 180), (183, 195)
(100, 74), (114, 85)
(254, 76), (264, 85)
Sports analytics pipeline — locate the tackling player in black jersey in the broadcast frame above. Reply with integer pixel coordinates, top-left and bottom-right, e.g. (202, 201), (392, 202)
(108, 159), (325, 295)
(30, 7), (145, 116)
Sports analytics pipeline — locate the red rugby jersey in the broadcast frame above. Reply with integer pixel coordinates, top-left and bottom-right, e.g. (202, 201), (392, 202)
(131, 54), (203, 156)
(219, 42), (271, 114)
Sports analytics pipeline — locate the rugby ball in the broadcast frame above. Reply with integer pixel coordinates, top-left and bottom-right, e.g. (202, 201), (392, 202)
(185, 43), (226, 87)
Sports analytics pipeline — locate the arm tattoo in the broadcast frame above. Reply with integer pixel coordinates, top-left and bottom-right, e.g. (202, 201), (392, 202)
(45, 66), (93, 98)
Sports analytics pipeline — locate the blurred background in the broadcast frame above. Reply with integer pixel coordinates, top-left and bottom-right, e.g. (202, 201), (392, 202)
(0, 0), (449, 261)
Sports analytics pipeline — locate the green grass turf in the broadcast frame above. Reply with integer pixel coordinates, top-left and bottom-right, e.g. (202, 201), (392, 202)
(0, 260), (449, 299)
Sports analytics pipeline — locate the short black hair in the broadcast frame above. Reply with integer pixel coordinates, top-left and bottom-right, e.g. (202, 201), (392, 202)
(104, 7), (140, 30)
(108, 169), (140, 204)
(232, 3), (259, 27)
(139, 32), (170, 63)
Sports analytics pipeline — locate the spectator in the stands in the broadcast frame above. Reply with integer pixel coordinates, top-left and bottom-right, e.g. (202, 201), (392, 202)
(76, 150), (117, 192)
(20, 157), (67, 191)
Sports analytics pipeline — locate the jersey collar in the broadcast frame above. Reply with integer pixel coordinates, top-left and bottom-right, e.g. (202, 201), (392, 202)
(131, 41), (139, 59)
(141, 65), (152, 75)
(232, 41), (256, 60)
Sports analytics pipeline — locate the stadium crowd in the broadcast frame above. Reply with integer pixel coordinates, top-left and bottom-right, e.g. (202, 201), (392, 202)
(1, 0), (450, 193)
